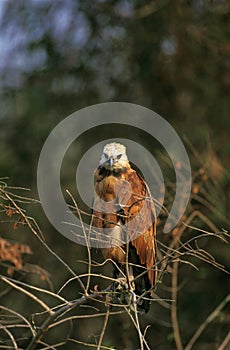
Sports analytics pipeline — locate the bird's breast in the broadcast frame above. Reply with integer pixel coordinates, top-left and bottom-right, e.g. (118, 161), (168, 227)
(102, 222), (126, 263)
(95, 175), (116, 202)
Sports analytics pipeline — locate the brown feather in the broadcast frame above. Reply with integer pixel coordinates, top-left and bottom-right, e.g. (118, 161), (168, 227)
(92, 143), (157, 312)
(93, 165), (157, 289)
(120, 168), (157, 287)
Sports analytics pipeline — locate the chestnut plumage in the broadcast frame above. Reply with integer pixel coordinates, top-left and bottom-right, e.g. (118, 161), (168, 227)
(93, 142), (157, 312)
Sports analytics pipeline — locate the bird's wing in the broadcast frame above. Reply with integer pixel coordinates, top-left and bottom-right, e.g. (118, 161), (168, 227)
(120, 169), (157, 287)
(93, 166), (157, 286)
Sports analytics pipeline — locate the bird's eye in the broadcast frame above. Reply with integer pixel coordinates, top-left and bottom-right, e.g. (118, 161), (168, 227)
(117, 154), (122, 159)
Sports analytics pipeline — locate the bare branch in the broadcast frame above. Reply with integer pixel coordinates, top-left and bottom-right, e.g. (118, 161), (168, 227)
(185, 294), (230, 350)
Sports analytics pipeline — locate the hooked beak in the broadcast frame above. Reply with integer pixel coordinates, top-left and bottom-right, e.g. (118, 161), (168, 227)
(108, 157), (114, 167)
(104, 157), (114, 168)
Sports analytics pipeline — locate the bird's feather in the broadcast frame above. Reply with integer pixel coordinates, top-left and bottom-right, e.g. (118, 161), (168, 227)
(92, 143), (157, 312)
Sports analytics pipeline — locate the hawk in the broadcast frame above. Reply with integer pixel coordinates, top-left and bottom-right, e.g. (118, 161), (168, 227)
(93, 142), (157, 312)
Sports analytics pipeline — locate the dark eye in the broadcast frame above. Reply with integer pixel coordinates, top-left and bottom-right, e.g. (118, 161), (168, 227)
(117, 154), (122, 159)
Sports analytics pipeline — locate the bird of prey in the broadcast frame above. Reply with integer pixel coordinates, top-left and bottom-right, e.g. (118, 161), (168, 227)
(93, 142), (157, 312)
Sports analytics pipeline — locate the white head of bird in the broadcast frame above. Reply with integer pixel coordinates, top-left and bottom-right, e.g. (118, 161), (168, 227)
(99, 142), (129, 169)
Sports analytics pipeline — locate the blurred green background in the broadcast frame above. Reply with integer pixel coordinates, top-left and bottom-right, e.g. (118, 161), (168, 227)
(0, 1), (229, 349)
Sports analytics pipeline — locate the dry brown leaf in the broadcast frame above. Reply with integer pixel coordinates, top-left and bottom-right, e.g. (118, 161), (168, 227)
(0, 238), (32, 274)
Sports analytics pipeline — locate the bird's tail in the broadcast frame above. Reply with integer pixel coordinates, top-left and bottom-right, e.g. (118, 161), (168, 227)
(132, 265), (152, 313)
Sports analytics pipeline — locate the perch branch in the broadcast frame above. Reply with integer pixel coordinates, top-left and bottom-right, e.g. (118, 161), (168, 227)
(26, 287), (111, 350)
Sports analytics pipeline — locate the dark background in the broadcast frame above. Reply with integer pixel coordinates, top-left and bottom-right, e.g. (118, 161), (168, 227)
(0, 1), (229, 349)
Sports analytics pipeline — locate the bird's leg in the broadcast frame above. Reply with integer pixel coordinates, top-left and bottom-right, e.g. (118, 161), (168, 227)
(127, 265), (135, 291)
(112, 264), (126, 289)
(124, 243), (135, 292)
(112, 263), (120, 280)
(109, 262), (134, 309)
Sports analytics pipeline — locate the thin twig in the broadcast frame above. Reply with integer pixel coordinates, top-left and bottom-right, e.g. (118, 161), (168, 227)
(26, 288), (111, 350)
(185, 294), (230, 350)
(0, 324), (18, 349)
(0, 187), (85, 290)
(49, 310), (124, 329)
(97, 308), (110, 350)
(66, 189), (92, 294)
(69, 338), (114, 349)
(0, 305), (35, 337)
(171, 253), (183, 350)
(125, 305), (151, 350)
(132, 293), (144, 350)
(218, 331), (230, 350)
(1, 276), (52, 313)
(1, 277), (68, 304)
